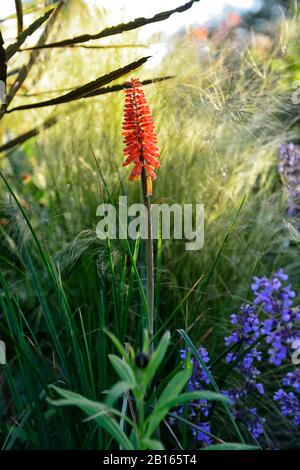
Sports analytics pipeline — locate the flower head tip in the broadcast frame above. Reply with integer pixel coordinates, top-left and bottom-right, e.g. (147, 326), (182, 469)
(122, 78), (160, 186)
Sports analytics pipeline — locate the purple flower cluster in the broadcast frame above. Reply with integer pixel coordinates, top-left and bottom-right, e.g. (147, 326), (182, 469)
(223, 305), (265, 438)
(224, 305), (263, 395)
(283, 369), (300, 393)
(178, 347), (213, 446)
(272, 368), (300, 429)
(178, 336), (266, 445)
(192, 421), (212, 446)
(235, 271), (300, 432)
(235, 407), (266, 439)
(180, 347), (210, 387)
(274, 389), (300, 426)
(278, 143), (300, 218)
(173, 270), (300, 447)
(252, 269), (300, 365)
(225, 305), (260, 346)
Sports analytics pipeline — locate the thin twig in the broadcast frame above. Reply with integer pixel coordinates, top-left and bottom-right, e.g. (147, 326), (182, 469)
(163, 419), (183, 449)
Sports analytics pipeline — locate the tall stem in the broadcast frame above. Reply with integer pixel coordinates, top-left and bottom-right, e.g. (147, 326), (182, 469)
(141, 168), (154, 344)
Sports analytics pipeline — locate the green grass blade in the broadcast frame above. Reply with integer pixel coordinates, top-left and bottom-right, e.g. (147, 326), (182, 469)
(49, 385), (134, 450)
(195, 195), (246, 314)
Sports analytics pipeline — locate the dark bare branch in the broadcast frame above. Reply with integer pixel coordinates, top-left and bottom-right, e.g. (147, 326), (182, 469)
(1, 2), (63, 121)
(0, 116), (57, 153)
(0, 76), (172, 153)
(20, 43), (148, 51)
(5, 8), (54, 61)
(15, 0), (23, 35)
(0, 31), (6, 85)
(17, 75), (172, 97)
(0, 31), (7, 113)
(7, 67), (20, 77)
(22, 0), (201, 50)
(6, 56), (151, 113)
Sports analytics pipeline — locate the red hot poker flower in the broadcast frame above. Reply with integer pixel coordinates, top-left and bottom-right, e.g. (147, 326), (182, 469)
(122, 78), (160, 188)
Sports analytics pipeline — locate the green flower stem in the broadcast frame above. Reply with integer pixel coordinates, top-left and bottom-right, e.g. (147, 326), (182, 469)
(141, 168), (154, 346)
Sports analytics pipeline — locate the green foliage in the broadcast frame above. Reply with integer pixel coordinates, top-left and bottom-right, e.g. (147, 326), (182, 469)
(1, 0), (300, 451)
(49, 331), (229, 450)
(203, 443), (259, 450)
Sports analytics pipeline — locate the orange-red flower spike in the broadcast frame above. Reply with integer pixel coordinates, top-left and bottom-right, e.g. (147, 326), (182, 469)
(122, 78), (160, 183)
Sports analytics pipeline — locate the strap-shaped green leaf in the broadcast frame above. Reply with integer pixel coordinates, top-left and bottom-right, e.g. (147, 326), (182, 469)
(105, 381), (131, 408)
(108, 355), (136, 388)
(141, 438), (164, 450)
(141, 330), (170, 390)
(49, 385), (134, 450)
(146, 367), (230, 439)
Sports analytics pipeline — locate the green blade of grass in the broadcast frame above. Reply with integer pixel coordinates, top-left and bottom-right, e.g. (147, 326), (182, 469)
(195, 194), (246, 315)
(154, 275), (203, 340)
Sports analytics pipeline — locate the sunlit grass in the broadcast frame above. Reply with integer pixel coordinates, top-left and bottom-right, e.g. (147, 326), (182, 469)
(1, 1), (300, 449)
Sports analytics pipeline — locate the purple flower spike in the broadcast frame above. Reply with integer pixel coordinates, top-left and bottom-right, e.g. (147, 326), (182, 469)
(192, 422), (213, 447)
(274, 389), (300, 427)
(172, 269), (300, 448)
(283, 370), (300, 393)
(251, 270), (300, 366)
